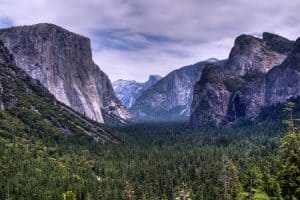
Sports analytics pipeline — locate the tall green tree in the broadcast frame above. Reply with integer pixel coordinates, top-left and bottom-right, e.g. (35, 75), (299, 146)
(278, 132), (300, 199)
(220, 155), (242, 200)
(278, 101), (300, 200)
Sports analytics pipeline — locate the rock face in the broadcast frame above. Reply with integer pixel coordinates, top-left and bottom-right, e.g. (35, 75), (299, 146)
(113, 80), (143, 108)
(113, 75), (161, 108)
(191, 33), (295, 127)
(226, 33), (292, 76)
(239, 38), (300, 119)
(190, 64), (231, 126)
(0, 39), (116, 142)
(130, 59), (221, 121)
(0, 23), (131, 124)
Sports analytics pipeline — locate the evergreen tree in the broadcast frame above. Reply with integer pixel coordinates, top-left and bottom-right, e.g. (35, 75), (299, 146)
(63, 191), (76, 200)
(220, 155), (242, 200)
(278, 131), (300, 199)
(244, 165), (265, 200)
(278, 101), (300, 200)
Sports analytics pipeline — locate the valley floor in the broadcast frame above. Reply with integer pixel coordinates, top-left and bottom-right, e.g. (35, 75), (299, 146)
(0, 112), (299, 199)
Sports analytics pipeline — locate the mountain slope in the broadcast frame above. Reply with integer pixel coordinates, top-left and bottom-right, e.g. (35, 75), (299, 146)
(0, 23), (131, 124)
(130, 59), (220, 121)
(113, 75), (161, 108)
(113, 80), (143, 108)
(0, 39), (117, 143)
(191, 32), (295, 127)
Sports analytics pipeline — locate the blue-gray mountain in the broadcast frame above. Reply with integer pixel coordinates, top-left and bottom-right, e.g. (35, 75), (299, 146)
(191, 32), (296, 127)
(113, 75), (162, 108)
(0, 23), (131, 124)
(130, 58), (221, 121)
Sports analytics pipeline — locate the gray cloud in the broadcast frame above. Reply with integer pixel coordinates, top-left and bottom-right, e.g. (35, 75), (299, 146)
(0, 0), (299, 81)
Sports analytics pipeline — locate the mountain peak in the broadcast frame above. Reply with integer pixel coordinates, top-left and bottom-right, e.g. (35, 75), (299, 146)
(226, 33), (292, 76)
(1, 23), (89, 41)
(144, 75), (162, 89)
(148, 74), (162, 80)
(113, 79), (141, 86)
(262, 32), (294, 53)
(234, 34), (261, 48)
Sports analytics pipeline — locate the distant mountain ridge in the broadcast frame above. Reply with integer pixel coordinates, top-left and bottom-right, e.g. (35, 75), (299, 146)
(0, 23), (131, 124)
(129, 59), (222, 121)
(113, 75), (162, 108)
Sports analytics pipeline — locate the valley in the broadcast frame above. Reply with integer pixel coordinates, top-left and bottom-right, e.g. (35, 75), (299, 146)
(0, 116), (293, 199)
(0, 7), (299, 200)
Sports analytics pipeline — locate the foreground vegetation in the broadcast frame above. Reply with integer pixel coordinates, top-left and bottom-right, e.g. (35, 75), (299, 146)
(0, 102), (299, 199)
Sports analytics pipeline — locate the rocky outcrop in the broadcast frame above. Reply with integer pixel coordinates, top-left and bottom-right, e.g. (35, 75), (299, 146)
(190, 64), (231, 126)
(191, 33), (295, 127)
(0, 39), (116, 142)
(226, 33), (292, 76)
(131, 59), (221, 121)
(0, 23), (131, 124)
(239, 38), (300, 119)
(113, 75), (161, 108)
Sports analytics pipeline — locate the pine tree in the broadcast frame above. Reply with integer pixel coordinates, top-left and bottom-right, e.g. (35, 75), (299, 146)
(278, 101), (300, 200)
(282, 101), (296, 133)
(220, 155), (242, 200)
(278, 133), (300, 199)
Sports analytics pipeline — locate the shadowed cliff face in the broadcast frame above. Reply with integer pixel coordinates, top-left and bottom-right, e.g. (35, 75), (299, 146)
(190, 64), (231, 126)
(191, 33), (295, 127)
(0, 23), (131, 124)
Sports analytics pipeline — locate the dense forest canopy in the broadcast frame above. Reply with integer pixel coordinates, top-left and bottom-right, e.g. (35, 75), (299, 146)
(0, 100), (299, 199)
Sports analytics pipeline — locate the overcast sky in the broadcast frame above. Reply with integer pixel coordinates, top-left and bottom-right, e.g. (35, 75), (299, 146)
(0, 0), (299, 82)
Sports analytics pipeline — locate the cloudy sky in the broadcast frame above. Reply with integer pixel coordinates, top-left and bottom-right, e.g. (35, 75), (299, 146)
(0, 0), (299, 82)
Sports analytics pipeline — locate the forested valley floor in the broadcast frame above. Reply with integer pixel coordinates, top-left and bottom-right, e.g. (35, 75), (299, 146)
(0, 103), (299, 200)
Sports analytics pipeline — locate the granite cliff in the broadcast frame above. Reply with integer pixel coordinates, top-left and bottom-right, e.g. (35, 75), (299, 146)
(0, 39), (116, 142)
(0, 23), (131, 124)
(191, 33), (295, 127)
